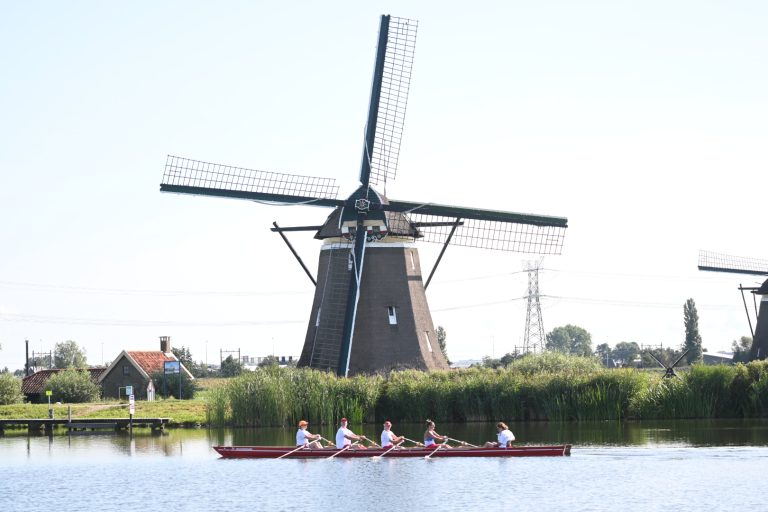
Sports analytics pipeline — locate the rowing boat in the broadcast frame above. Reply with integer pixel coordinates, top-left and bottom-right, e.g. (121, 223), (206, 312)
(213, 444), (571, 459)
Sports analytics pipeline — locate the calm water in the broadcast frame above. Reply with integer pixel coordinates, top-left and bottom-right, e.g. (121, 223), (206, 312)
(2, 420), (767, 512)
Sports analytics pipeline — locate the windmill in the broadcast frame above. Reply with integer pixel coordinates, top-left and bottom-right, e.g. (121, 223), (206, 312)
(698, 250), (768, 360)
(160, 15), (568, 377)
(645, 349), (690, 378)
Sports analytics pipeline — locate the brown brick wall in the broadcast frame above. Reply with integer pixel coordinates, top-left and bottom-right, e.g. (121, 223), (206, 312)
(299, 242), (449, 374)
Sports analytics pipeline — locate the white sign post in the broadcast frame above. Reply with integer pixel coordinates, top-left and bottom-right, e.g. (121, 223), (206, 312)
(129, 394), (135, 431)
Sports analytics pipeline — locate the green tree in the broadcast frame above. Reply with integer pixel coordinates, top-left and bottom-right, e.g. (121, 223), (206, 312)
(435, 326), (451, 365)
(171, 346), (208, 377)
(612, 341), (641, 365)
(481, 355), (502, 369)
(732, 336), (752, 363)
(595, 343), (612, 365)
(150, 371), (197, 399)
(683, 298), (703, 364)
(54, 340), (87, 368)
(172, 346), (193, 368)
(258, 355), (280, 368)
(0, 373), (23, 405)
(546, 325), (593, 357)
(499, 352), (518, 366)
(220, 355), (243, 377)
(46, 368), (100, 403)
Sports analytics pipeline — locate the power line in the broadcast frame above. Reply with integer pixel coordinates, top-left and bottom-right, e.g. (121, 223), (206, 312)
(0, 312), (304, 327)
(0, 280), (309, 297)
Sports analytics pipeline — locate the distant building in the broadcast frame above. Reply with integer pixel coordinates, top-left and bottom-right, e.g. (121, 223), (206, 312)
(98, 336), (193, 400)
(241, 355), (298, 371)
(702, 351), (734, 365)
(22, 368), (106, 403)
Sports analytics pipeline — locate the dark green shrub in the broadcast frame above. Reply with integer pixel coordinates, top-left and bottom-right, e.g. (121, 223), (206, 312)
(150, 371), (198, 400)
(46, 368), (100, 403)
(0, 373), (23, 405)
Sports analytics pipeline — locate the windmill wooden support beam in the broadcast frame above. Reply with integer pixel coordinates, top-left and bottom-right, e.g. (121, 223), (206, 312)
(271, 222), (317, 287)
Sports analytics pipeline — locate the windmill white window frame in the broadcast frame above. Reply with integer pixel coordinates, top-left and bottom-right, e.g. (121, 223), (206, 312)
(387, 306), (397, 325)
(424, 331), (433, 352)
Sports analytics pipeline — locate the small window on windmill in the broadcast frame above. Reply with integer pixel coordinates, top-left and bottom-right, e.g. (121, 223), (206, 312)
(348, 253), (353, 271)
(122, 365), (130, 376)
(315, 308), (321, 326)
(424, 331), (433, 353)
(410, 251), (415, 271)
(387, 306), (397, 325)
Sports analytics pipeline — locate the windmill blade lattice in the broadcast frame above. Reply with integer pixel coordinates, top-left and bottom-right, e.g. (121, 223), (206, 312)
(398, 214), (566, 254)
(366, 17), (417, 187)
(382, 200), (567, 254)
(698, 250), (768, 276)
(161, 155), (340, 204)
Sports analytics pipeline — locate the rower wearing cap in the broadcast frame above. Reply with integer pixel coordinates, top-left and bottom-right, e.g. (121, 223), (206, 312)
(335, 417), (368, 449)
(380, 420), (405, 448)
(296, 420), (324, 449)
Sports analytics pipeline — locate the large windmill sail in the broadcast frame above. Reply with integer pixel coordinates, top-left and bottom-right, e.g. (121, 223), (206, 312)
(698, 250), (768, 360)
(161, 15), (569, 377)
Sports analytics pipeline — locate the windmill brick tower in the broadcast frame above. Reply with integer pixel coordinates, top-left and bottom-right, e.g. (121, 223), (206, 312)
(161, 15), (568, 376)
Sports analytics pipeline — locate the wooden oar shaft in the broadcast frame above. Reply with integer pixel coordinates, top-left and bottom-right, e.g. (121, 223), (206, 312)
(373, 440), (404, 459)
(327, 441), (357, 459)
(447, 437), (478, 448)
(276, 444), (306, 459)
(424, 441), (447, 459)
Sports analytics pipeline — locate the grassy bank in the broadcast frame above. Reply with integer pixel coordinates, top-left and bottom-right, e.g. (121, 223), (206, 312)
(3, 355), (767, 427)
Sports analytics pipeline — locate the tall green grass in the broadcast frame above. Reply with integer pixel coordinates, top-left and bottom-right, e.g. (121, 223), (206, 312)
(205, 355), (768, 427)
(631, 361), (768, 419)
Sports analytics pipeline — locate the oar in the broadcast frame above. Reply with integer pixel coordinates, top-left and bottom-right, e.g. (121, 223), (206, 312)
(403, 437), (424, 447)
(327, 441), (358, 460)
(319, 436), (336, 448)
(276, 444), (306, 459)
(447, 437), (477, 448)
(424, 441), (448, 460)
(372, 440), (404, 460)
(361, 436), (380, 448)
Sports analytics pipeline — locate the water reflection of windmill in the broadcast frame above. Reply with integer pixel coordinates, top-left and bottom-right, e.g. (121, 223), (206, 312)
(698, 250), (768, 360)
(160, 15), (568, 376)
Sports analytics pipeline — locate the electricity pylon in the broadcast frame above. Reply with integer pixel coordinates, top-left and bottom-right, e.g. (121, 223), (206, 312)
(523, 259), (546, 353)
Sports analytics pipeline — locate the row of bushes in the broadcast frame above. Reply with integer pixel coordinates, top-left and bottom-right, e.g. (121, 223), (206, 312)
(0, 369), (102, 405)
(206, 353), (768, 427)
(0, 369), (198, 405)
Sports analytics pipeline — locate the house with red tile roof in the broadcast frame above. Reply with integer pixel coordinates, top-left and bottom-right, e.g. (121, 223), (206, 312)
(98, 336), (193, 400)
(22, 368), (107, 403)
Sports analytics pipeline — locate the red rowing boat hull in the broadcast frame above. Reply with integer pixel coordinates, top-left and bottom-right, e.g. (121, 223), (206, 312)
(213, 445), (571, 458)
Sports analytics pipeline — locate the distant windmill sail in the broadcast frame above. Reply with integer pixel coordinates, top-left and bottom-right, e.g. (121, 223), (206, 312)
(697, 249), (768, 361)
(698, 250), (768, 276)
(161, 15), (569, 377)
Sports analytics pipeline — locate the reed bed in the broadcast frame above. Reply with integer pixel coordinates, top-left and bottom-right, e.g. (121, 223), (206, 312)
(205, 356), (768, 427)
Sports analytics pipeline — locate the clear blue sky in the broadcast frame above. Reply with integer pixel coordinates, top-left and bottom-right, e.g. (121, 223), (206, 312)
(1, 1), (767, 370)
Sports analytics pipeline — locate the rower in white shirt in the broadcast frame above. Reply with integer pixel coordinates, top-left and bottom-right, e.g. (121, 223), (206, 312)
(483, 421), (516, 448)
(335, 417), (368, 449)
(380, 420), (405, 447)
